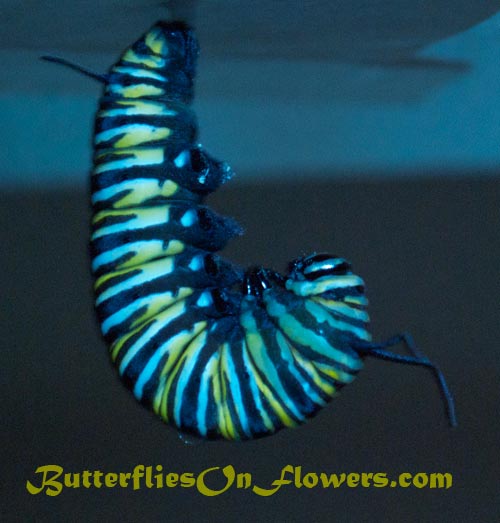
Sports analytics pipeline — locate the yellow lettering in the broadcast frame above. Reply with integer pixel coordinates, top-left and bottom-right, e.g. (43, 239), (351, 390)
(319, 472), (346, 488)
(119, 472), (131, 488)
(154, 465), (164, 488)
(64, 473), (80, 488)
(132, 465), (145, 490)
(399, 473), (412, 488)
(180, 472), (195, 488)
(303, 473), (318, 489)
(166, 473), (178, 487)
(429, 472), (452, 489)
(373, 473), (389, 488)
(26, 465), (63, 496)
(94, 470), (103, 488)
(236, 472), (252, 489)
(252, 465), (293, 497)
(294, 466), (302, 487)
(145, 466), (154, 488)
(82, 470), (92, 488)
(347, 473), (360, 487)
(197, 466), (234, 497)
(105, 473), (118, 487)
(413, 473), (428, 489)
(361, 473), (373, 487)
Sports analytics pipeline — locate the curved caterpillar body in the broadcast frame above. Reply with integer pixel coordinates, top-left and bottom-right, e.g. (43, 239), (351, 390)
(45, 21), (456, 440)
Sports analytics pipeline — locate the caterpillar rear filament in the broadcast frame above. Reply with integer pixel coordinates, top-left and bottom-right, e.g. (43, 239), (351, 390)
(43, 21), (457, 440)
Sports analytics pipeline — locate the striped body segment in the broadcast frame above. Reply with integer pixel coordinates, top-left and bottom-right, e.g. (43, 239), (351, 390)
(89, 21), (372, 440)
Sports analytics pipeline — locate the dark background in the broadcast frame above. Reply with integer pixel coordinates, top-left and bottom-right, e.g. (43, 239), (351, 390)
(2, 176), (499, 521)
(2, 0), (500, 520)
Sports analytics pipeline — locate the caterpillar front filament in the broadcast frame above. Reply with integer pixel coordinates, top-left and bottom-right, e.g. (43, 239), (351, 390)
(43, 21), (456, 440)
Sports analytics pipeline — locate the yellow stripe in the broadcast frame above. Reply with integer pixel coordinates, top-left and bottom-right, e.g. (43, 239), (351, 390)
(94, 256), (173, 292)
(116, 127), (170, 148)
(313, 296), (369, 322)
(314, 362), (341, 384)
(212, 361), (229, 438)
(92, 179), (178, 209)
(92, 205), (169, 227)
(219, 343), (237, 439)
(345, 295), (369, 306)
(122, 49), (166, 68)
(99, 99), (175, 117)
(241, 342), (277, 432)
(110, 322), (145, 361)
(130, 286), (192, 328)
(244, 332), (296, 428)
(110, 298), (187, 361)
(159, 328), (208, 422)
(153, 322), (207, 418)
(145, 29), (167, 55)
(107, 83), (164, 98)
(113, 240), (184, 272)
(116, 180), (178, 208)
(290, 347), (336, 396)
(93, 148), (164, 174)
(286, 274), (365, 296)
(304, 300), (371, 342)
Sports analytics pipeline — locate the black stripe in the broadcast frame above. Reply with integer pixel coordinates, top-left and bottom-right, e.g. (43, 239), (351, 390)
(265, 290), (361, 375)
(177, 318), (239, 438)
(225, 329), (268, 438)
(253, 312), (319, 419)
(92, 152), (232, 196)
(95, 111), (197, 142)
(119, 301), (212, 395)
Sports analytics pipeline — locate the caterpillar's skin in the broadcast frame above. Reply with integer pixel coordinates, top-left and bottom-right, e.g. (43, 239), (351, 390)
(48, 21), (455, 440)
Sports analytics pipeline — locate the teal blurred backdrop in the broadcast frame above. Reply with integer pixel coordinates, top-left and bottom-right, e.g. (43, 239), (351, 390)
(2, 1), (500, 186)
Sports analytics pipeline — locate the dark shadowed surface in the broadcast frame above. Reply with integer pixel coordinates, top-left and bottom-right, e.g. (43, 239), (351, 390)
(3, 0), (499, 62)
(2, 177), (499, 521)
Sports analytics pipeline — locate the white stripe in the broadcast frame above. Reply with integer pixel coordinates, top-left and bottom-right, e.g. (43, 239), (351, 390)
(93, 150), (164, 174)
(92, 206), (169, 239)
(305, 300), (371, 341)
(223, 341), (251, 437)
(242, 341), (272, 431)
(118, 301), (186, 375)
(96, 258), (174, 305)
(113, 66), (166, 81)
(241, 310), (303, 421)
(95, 124), (165, 144)
(303, 258), (346, 275)
(99, 105), (176, 118)
(275, 330), (326, 406)
(263, 296), (363, 371)
(92, 240), (162, 271)
(133, 326), (200, 400)
(313, 297), (369, 322)
(285, 274), (365, 296)
(196, 353), (219, 437)
(101, 290), (181, 335)
(173, 330), (208, 426)
(92, 180), (138, 204)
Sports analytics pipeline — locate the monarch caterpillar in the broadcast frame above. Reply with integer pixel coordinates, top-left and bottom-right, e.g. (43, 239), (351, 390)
(43, 20), (457, 440)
